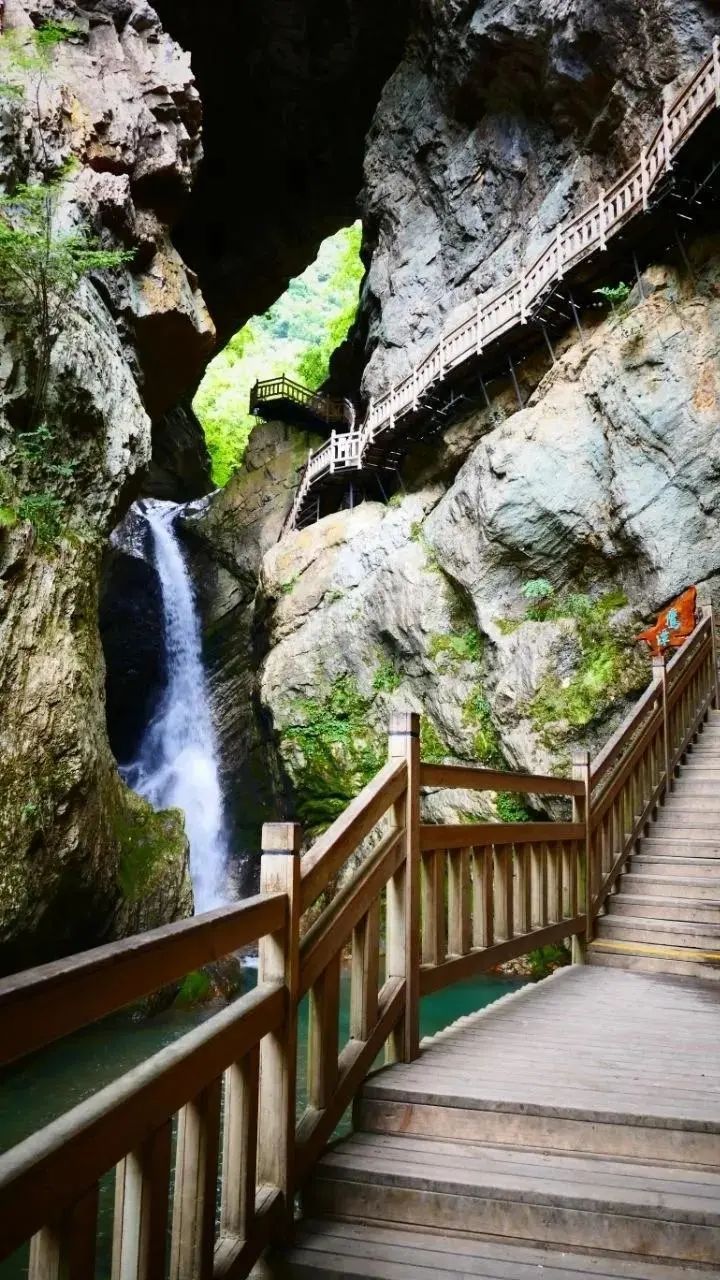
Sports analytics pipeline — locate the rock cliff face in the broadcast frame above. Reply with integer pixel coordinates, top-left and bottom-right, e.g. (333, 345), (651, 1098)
(197, 243), (720, 857)
(358, 0), (719, 398)
(0, 0), (206, 969)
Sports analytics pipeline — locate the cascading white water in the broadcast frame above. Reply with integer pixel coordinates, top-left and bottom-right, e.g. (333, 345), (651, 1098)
(122, 499), (228, 913)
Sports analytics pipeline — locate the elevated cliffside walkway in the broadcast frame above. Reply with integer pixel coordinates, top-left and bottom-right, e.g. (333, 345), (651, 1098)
(1, 609), (719, 1278)
(262, 39), (720, 533)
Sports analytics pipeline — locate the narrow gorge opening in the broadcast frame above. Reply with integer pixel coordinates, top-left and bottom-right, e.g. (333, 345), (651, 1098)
(100, 223), (368, 913)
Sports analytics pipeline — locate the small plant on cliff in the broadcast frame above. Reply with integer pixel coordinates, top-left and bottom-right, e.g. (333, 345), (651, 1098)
(594, 282), (631, 310)
(0, 23), (133, 432)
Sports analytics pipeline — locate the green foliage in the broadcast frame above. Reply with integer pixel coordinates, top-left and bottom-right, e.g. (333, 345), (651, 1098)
(495, 792), (532, 823)
(0, 179), (133, 422)
(0, 505), (17, 529)
(194, 223), (364, 486)
(522, 577), (554, 601)
(462, 689), (505, 768)
(420, 717), (448, 764)
(0, 20), (77, 97)
(282, 675), (384, 836)
(528, 589), (649, 750)
(594, 282), (631, 308)
(114, 795), (187, 904)
(17, 491), (63, 544)
(527, 943), (570, 979)
(175, 970), (212, 1007)
(428, 628), (484, 665)
(373, 657), (402, 693)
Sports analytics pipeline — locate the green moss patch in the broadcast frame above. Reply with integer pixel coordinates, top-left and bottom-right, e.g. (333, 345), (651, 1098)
(495, 792), (532, 823)
(114, 792), (187, 904)
(373, 657), (402, 693)
(420, 717), (448, 764)
(282, 675), (385, 836)
(526, 589), (649, 751)
(462, 688), (505, 768)
(428, 628), (484, 665)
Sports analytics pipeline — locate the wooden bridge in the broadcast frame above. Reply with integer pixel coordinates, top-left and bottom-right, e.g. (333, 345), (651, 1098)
(0, 607), (719, 1277)
(258, 40), (720, 531)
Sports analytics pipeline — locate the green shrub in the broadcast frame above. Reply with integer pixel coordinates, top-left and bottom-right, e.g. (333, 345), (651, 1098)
(462, 689), (504, 767)
(373, 657), (402, 693)
(420, 717), (448, 764)
(495, 792), (532, 823)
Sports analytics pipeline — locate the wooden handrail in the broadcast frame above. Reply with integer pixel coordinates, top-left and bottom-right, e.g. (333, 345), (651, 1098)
(420, 762), (584, 796)
(0, 891), (286, 1067)
(282, 40), (720, 529)
(300, 758), (407, 912)
(1, 602), (717, 1277)
(0, 982), (284, 1260)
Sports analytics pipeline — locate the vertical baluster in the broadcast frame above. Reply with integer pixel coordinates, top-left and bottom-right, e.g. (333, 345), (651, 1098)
(493, 845), (513, 940)
(514, 844), (532, 936)
(30, 1187), (99, 1280)
(113, 1123), (171, 1280)
(221, 1047), (259, 1243)
(472, 846), (493, 947)
(170, 1078), (222, 1280)
(533, 842), (548, 929)
(387, 711), (421, 1064)
(572, 752), (591, 948)
(448, 847), (471, 955)
(308, 952), (341, 1111)
(421, 849), (445, 967)
(351, 899), (380, 1040)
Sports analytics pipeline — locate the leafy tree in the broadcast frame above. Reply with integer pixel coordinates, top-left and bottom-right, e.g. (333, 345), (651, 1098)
(194, 223), (364, 486)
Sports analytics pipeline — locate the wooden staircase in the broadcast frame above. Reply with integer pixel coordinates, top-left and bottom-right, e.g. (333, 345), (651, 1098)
(589, 709), (720, 979)
(266, 967), (720, 1278)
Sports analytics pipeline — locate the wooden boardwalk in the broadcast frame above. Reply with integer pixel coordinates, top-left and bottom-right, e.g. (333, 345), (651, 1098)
(1, 613), (719, 1277)
(257, 40), (720, 531)
(269, 967), (720, 1277)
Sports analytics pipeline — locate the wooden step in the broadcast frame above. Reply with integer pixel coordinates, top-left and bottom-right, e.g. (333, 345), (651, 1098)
(355, 1090), (720, 1167)
(608, 893), (720, 924)
(270, 1219), (720, 1279)
(588, 939), (720, 980)
(622, 872), (720, 899)
(654, 815), (720, 834)
(638, 837), (720, 858)
(303, 1133), (720, 1263)
(596, 912), (720, 950)
(671, 780), (720, 795)
(630, 855), (720, 876)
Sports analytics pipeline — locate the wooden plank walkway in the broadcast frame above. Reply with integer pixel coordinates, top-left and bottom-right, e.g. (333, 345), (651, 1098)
(265, 967), (720, 1276)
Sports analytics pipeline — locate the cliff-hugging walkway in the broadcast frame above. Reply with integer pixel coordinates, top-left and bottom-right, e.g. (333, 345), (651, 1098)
(250, 39), (720, 533)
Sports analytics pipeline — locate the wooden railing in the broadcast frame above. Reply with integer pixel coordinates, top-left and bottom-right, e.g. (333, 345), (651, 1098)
(281, 39), (720, 529)
(1, 612), (717, 1276)
(584, 604), (719, 933)
(249, 376), (349, 427)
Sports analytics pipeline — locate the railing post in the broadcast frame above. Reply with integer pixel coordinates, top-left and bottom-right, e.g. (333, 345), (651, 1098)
(572, 751), (592, 955)
(653, 653), (672, 795)
(387, 711), (420, 1063)
(257, 821), (301, 1226)
(598, 187), (606, 250)
(700, 597), (720, 708)
(640, 146), (649, 210)
(662, 86), (673, 171)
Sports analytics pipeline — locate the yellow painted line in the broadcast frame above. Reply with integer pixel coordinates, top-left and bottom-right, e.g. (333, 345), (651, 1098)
(590, 940), (720, 964)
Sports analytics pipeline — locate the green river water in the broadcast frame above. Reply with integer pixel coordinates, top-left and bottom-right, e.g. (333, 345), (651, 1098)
(0, 969), (526, 1277)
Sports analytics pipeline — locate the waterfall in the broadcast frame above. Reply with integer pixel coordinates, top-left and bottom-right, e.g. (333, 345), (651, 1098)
(122, 499), (229, 913)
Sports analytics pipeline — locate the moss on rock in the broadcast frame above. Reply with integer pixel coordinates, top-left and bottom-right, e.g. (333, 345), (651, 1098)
(281, 674), (385, 836)
(113, 788), (188, 904)
(527, 590), (650, 751)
